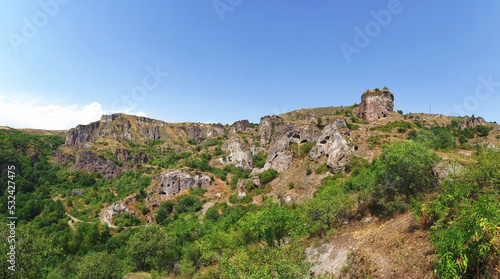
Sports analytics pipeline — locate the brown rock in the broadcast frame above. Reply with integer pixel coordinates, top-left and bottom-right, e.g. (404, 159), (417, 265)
(459, 115), (486, 130)
(356, 89), (394, 121)
(69, 150), (121, 178)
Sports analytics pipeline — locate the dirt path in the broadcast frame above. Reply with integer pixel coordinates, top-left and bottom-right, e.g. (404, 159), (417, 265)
(307, 212), (434, 278)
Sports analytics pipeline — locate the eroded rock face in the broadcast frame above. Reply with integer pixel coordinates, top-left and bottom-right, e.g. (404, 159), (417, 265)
(66, 121), (102, 150)
(259, 115), (283, 146)
(161, 169), (211, 195)
(221, 137), (254, 171)
(309, 120), (355, 173)
(113, 149), (130, 162)
(460, 115), (486, 130)
(69, 150), (121, 178)
(52, 149), (74, 164)
(356, 90), (394, 121)
(261, 123), (321, 173)
(229, 120), (250, 134)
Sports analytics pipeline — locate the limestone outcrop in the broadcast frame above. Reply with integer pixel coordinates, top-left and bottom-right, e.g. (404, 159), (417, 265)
(460, 115), (486, 130)
(356, 89), (394, 121)
(259, 115), (283, 146)
(103, 202), (128, 227)
(309, 119), (355, 173)
(261, 123), (321, 173)
(220, 137), (254, 171)
(229, 120), (250, 134)
(160, 169), (212, 195)
(69, 150), (121, 178)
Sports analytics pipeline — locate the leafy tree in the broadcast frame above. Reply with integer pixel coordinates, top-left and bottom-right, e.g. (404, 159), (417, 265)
(126, 224), (170, 271)
(305, 179), (348, 230)
(0, 223), (62, 279)
(475, 124), (491, 137)
(76, 251), (123, 279)
(176, 195), (202, 213)
(379, 141), (440, 197)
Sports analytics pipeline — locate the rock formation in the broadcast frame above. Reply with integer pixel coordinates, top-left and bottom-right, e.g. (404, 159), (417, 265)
(161, 169), (212, 195)
(309, 119), (355, 173)
(220, 137), (254, 171)
(103, 202), (128, 227)
(259, 115), (283, 146)
(460, 115), (486, 130)
(356, 89), (394, 121)
(69, 150), (121, 178)
(260, 123), (321, 173)
(229, 120), (250, 134)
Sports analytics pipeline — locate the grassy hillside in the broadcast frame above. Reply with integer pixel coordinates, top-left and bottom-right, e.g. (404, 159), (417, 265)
(1, 109), (500, 278)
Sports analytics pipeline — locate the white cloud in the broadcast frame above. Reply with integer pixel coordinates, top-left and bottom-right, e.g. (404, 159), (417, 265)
(0, 94), (145, 130)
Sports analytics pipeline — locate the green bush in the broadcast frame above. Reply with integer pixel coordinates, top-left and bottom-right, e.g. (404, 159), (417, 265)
(379, 141), (440, 198)
(176, 195), (202, 213)
(475, 124), (491, 137)
(299, 141), (316, 157)
(257, 169), (279, 185)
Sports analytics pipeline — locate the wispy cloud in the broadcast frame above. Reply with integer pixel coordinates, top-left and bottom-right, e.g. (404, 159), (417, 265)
(0, 94), (145, 130)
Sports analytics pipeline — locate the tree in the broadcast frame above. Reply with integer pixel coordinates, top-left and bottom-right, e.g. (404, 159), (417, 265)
(76, 251), (122, 279)
(475, 125), (491, 137)
(0, 223), (62, 279)
(380, 141), (440, 198)
(305, 179), (347, 230)
(126, 224), (170, 271)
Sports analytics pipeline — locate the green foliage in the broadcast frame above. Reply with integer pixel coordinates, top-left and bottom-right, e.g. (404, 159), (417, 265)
(126, 224), (170, 271)
(299, 141), (316, 157)
(190, 187), (207, 197)
(379, 141), (440, 198)
(252, 152), (267, 168)
(256, 169), (278, 185)
(314, 163), (328, 174)
(475, 124), (491, 137)
(370, 121), (414, 132)
(306, 168), (312, 175)
(351, 115), (369, 124)
(397, 109), (403, 115)
(409, 127), (457, 150)
(76, 251), (123, 279)
(205, 206), (220, 222)
(176, 195), (202, 213)
(305, 179), (349, 230)
(114, 212), (143, 227)
(187, 139), (197, 145)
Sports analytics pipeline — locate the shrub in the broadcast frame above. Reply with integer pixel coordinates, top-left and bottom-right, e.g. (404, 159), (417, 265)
(379, 141), (440, 198)
(306, 168), (312, 175)
(257, 169), (279, 185)
(289, 182), (295, 189)
(190, 187), (207, 197)
(176, 196), (202, 213)
(475, 124), (491, 137)
(299, 142), (316, 157)
(397, 110), (403, 115)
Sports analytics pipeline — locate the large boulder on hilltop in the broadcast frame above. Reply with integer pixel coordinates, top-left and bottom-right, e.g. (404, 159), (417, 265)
(460, 115), (486, 130)
(356, 89), (394, 121)
(259, 115), (283, 146)
(161, 169), (212, 196)
(220, 137), (254, 171)
(229, 120), (250, 134)
(69, 150), (121, 178)
(309, 120), (355, 173)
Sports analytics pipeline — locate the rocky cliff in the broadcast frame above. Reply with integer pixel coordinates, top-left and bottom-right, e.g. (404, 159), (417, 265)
(460, 115), (486, 130)
(356, 89), (394, 121)
(160, 169), (212, 195)
(69, 150), (121, 178)
(309, 119), (355, 173)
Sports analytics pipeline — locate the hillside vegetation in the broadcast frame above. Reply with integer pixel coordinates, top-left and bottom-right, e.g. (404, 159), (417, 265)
(1, 93), (500, 278)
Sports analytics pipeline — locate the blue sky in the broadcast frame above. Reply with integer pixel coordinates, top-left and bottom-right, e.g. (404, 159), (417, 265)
(1, 1), (500, 129)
